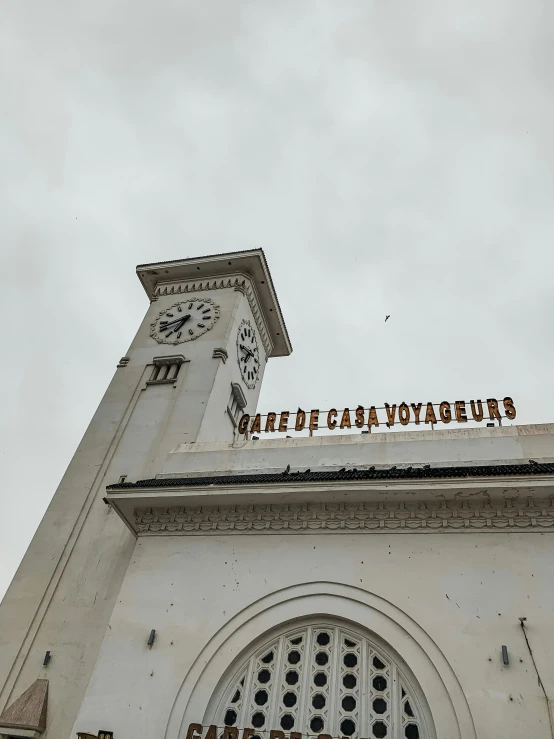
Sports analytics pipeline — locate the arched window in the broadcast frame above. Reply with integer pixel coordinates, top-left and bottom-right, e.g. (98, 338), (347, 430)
(213, 622), (429, 739)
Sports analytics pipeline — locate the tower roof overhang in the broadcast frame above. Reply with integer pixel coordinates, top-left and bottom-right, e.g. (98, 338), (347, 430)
(136, 248), (292, 357)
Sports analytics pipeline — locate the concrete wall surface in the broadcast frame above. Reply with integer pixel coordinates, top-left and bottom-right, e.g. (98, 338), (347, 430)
(161, 423), (554, 478)
(71, 530), (554, 739)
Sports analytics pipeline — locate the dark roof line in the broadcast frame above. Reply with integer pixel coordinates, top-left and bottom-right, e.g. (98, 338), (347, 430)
(107, 461), (554, 490)
(136, 247), (263, 269)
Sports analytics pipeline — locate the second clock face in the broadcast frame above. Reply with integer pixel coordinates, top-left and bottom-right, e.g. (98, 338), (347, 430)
(150, 298), (220, 344)
(237, 319), (260, 389)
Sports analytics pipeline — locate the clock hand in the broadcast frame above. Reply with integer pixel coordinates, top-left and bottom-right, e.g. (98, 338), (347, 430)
(240, 345), (254, 364)
(160, 314), (191, 329)
(160, 318), (183, 329)
(160, 316), (189, 336)
(240, 345), (260, 364)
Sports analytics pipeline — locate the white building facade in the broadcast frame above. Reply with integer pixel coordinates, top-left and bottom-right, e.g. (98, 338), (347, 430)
(0, 250), (553, 739)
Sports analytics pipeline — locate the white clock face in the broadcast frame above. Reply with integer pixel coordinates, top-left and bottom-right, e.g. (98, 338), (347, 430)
(150, 298), (220, 344)
(237, 319), (260, 389)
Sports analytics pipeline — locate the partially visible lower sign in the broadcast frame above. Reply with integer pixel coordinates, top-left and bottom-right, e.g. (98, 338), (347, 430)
(187, 724), (339, 739)
(238, 397), (516, 435)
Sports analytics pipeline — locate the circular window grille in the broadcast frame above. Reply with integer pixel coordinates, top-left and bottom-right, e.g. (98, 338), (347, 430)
(215, 623), (428, 739)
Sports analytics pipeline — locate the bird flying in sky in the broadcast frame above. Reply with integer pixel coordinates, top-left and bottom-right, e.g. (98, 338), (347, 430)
(385, 315), (390, 322)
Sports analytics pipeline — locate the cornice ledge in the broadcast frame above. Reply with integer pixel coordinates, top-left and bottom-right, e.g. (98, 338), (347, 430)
(133, 496), (554, 536)
(108, 474), (554, 497)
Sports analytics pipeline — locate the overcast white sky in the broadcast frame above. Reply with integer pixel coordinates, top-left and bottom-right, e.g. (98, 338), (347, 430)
(1, 0), (554, 598)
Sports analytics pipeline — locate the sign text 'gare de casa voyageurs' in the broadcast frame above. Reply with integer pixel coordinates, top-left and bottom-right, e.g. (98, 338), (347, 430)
(238, 397), (517, 435)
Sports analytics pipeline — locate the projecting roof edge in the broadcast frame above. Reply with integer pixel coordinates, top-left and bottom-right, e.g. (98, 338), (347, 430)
(107, 461), (554, 490)
(136, 247), (262, 270)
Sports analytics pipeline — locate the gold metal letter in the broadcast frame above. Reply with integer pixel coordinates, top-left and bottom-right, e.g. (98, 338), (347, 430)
(309, 409), (320, 431)
(398, 403), (410, 426)
(425, 403), (437, 424)
(278, 411), (290, 432)
(186, 724), (202, 739)
(470, 399), (483, 422)
(487, 398), (501, 420)
(503, 397), (517, 420)
(367, 406), (380, 428)
(439, 402), (451, 423)
(455, 401), (467, 423)
(295, 409), (306, 431)
(238, 414), (250, 434)
(340, 408), (352, 429)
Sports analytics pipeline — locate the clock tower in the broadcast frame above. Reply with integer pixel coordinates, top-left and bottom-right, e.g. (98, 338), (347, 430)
(0, 249), (291, 739)
(132, 249), (291, 458)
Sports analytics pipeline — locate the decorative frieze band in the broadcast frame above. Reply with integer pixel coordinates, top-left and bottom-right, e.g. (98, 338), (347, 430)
(153, 276), (272, 355)
(134, 498), (554, 535)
